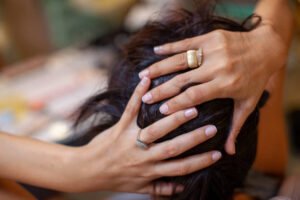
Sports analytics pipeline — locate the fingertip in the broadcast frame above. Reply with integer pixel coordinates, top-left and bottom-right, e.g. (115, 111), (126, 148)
(159, 104), (169, 115)
(154, 46), (164, 54)
(212, 151), (222, 161)
(184, 107), (198, 118)
(205, 125), (217, 137)
(139, 70), (150, 79)
(141, 77), (150, 86)
(225, 138), (236, 155)
(175, 185), (184, 193)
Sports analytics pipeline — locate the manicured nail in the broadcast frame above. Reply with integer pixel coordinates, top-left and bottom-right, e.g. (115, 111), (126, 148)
(154, 46), (163, 53)
(184, 108), (197, 118)
(212, 151), (222, 161)
(176, 185), (184, 192)
(141, 77), (149, 86)
(159, 104), (169, 114)
(139, 70), (149, 79)
(142, 92), (152, 103)
(205, 125), (217, 137)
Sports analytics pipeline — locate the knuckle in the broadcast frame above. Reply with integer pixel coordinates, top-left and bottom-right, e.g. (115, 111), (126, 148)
(215, 30), (227, 43)
(163, 144), (178, 157)
(182, 39), (192, 49)
(177, 164), (191, 176)
(243, 102), (254, 112)
(177, 53), (188, 68)
(141, 167), (156, 179)
(152, 87), (162, 99)
(168, 44), (176, 52)
(175, 74), (189, 85)
(173, 112), (185, 123)
(151, 63), (161, 76)
(185, 88), (198, 102)
(145, 126), (157, 141)
(222, 55), (233, 69)
(125, 104), (137, 115)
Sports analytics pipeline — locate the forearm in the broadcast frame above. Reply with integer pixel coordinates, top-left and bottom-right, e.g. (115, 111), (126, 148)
(255, 0), (295, 44)
(0, 132), (78, 192)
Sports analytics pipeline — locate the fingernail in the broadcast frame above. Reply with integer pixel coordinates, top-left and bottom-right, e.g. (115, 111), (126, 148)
(141, 77), (149, 86)
(154, 46), (163, 53)
(176, 185), (184, 192)
(142, 92), (152, 103)
(205, 125), (217, 137)
(184, 108), (197, 117)
(212, 151), (222, 161)
(139, 70), (149, 79)
(159, 104), (169, 114)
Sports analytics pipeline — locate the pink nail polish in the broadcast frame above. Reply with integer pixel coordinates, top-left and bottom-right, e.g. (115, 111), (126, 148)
(176, 185), (184, 192)
(154, 46), (163, 53)
(141, 77), (149, 86)
(212, 151), (222, 161)
(142, 92), (152, 103)
(184, 108), (197, 117)
(205, 126), (217, 137)
(139, 70), (149, 79)
(159, 104), (169, 114)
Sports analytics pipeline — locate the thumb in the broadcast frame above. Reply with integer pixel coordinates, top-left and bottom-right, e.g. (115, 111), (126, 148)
(225, 101), (253, 155)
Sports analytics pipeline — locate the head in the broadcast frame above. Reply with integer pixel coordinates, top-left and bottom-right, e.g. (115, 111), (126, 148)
(75, 1), (268, 199)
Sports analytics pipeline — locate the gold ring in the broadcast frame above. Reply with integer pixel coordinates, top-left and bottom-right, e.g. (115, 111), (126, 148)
(187, 50), (198, 68)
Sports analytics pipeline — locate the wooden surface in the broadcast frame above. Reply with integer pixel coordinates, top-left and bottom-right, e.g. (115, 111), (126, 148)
(2, 0), (52, 59)
(0, 179), (36, 200)
(253, 67), (288, 176)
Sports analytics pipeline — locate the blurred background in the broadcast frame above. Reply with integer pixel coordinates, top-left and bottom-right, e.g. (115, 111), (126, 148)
(0, 0), (299, 199)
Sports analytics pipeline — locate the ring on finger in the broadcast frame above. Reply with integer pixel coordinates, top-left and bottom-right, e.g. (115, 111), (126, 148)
(186, 48), (203, 68)
(136, 129), (150, 149)
(197, 48), (203, 66)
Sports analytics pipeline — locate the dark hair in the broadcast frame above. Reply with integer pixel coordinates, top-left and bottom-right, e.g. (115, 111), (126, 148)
(75, 1), (268, 199)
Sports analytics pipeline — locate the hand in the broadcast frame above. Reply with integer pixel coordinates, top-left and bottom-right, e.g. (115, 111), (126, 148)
(139, 23), (289, 155)
(71, 77), (221, 195)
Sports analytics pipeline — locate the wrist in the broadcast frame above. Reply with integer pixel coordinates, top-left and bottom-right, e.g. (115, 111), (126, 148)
(253, 23), (289, 72)
(57, 146), (90, 193)
(64, 144), (108, 193)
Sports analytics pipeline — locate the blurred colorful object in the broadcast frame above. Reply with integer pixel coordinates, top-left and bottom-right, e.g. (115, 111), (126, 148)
(70, 0), (138, 16)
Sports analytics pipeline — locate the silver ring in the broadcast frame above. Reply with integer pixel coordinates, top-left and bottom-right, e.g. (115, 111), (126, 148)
(136, 130), (149, 149)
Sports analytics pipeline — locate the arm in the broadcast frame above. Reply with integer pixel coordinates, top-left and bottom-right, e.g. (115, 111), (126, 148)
(252, 0), (294, 175)
(255, 0), (294, 46)
(0, 132), (77, 192)
(0, 77), (220, 194)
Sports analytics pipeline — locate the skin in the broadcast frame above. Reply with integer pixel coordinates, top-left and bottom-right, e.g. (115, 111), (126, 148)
(0, 77), (221, 195)
(139, 0), (295, 155)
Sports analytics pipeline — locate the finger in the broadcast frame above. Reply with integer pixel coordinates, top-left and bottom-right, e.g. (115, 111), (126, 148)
(142, 68), (212, 104)
(139, 53), (189, 79)
(153, 151), (222, 177)
(139, 108), (198, 144)
(139, 182), (184, 195)
(224, 102), (254, 155)
(120, 77), (150, 125)
(149, 125), (217, 161)
(159, 81), (221, 115)
(154, 35), (208, 55)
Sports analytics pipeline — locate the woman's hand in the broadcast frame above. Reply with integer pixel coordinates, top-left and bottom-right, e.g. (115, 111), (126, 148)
(71, 77), (221, 195)
(139, 23), (289, 155)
